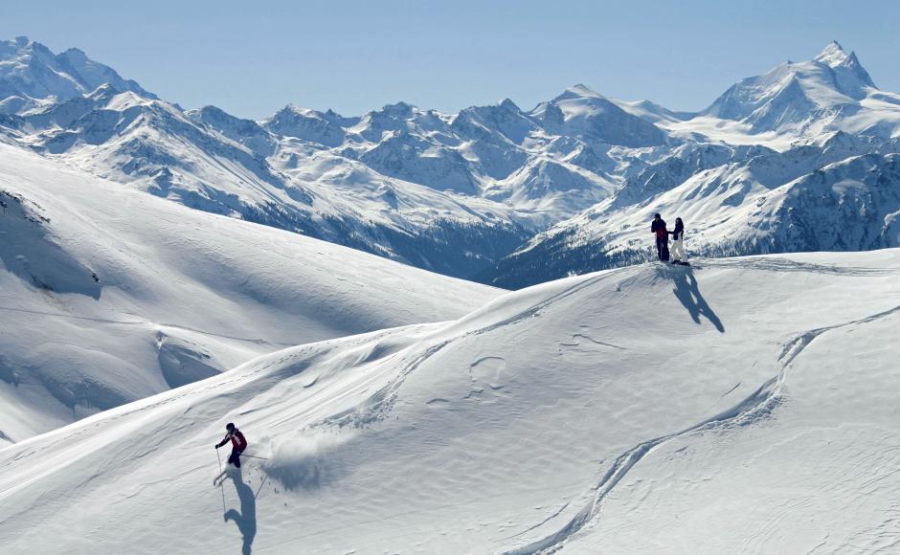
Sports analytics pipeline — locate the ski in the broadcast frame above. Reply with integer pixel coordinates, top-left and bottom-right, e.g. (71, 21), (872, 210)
(213, 470), (228, 486)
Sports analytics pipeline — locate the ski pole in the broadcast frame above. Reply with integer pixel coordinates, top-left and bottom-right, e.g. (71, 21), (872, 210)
(216, 449), (226, 512)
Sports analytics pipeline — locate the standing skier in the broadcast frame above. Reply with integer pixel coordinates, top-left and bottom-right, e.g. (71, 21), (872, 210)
(215, 423), (248, 469)
(651, 213), (670, 261)
(670, 217), (686, 264)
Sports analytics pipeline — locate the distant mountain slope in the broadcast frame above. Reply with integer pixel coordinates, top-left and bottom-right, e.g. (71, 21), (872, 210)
(10, 80), (531, 278)
(0, 249), (896, 553)
(0, 38), (669, 280)
(482, 134), (900, 288)
(530, 84), (668, 147)
(0, 36), (154, 114)
(0, 142), (500, 443)
(668, 41), (900, 142)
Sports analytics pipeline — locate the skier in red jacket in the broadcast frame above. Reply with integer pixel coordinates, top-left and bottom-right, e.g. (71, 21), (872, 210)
(215, 423), (248, 468)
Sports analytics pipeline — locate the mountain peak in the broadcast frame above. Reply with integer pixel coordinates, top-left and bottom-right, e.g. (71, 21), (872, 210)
(814, 40), (851, 67)
(498, 97), (520, 111)
(0, 37), (156, 114)
(59, 47), (89, 63)
(813, 40), (876, 90)
(566, 84), (602, 98)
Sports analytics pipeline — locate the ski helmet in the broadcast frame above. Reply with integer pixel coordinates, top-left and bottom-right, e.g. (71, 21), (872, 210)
(226, 423), (235, 432)
(654, 213), (661, 219)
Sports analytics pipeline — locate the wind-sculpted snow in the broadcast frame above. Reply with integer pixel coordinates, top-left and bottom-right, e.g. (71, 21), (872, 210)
(0, 249), (897, 553)
(0, 143), (500, 443)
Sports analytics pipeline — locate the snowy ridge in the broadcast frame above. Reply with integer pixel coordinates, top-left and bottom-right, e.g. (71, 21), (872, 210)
(3, 37), (900, 286)
(0, 142), (500, 443)
(0, 249), (897, 553)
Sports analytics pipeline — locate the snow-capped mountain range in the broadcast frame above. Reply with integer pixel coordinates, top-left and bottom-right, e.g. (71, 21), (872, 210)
(1, 37), (899, 287)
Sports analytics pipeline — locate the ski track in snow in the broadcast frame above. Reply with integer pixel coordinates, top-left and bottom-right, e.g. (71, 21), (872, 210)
(318, 271), (619, 430)
(698, 257), (898, 277)
(504, 304), (900, 554)
(569, 334), (627, 351)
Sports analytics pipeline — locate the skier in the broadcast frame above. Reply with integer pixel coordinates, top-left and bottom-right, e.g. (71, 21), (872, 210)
(650, 213), (670, 261)
(215, 423), (248, 469)
(670, 217), (686, 264)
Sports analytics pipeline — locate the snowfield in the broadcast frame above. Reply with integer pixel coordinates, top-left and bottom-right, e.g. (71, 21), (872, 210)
(0, 142), (500, 443)
(0, 249), (897, 554)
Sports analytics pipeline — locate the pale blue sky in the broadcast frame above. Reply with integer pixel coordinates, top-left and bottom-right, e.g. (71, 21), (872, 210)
(2, 0), (898, 119)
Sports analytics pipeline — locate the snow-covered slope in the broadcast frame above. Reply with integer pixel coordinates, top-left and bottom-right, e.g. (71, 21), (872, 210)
(0, 249), (897, 553)
(0, 142), (500, 444)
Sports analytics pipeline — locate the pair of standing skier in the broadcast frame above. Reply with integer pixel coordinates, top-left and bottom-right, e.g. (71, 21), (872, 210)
(651, 213), (686, 264)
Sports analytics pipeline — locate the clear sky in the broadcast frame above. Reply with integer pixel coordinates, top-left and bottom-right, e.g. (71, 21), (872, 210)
(2, 0), (898, 119)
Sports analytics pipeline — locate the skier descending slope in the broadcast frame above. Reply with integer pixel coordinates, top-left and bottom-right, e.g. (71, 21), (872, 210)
(670, 217), (687, 265)
(651, 213), (670, 262)
(215, 423), (248, 469)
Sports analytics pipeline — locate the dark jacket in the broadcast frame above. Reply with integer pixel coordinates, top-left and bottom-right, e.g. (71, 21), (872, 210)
(651, 218), (667, 237)
(671, 221), (684, 241)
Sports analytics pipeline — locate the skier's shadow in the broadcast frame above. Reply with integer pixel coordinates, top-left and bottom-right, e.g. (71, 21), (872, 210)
(224, 470), (257, 555)
(670, 267), (725, 333)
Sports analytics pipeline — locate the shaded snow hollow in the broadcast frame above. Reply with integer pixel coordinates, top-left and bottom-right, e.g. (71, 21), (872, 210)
(0, 249), (898, 553)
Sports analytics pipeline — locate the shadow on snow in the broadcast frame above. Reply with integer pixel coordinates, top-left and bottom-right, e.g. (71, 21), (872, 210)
(223, 469), (258, 555)
(669, 266), (725, 333)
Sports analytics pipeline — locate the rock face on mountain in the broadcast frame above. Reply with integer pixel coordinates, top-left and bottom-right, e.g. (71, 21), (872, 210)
(1, 38), (899, 286)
